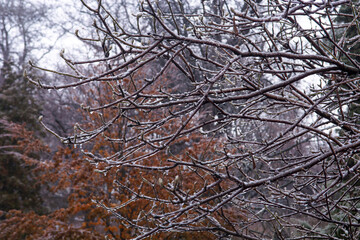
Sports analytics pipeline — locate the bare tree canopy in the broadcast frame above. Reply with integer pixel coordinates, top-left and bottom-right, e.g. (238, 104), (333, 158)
(0, 0), (52, 68)
(29, 0), (360, 239)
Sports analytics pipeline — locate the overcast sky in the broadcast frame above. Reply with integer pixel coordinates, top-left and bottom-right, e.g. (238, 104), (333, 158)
(36, 0), (91, 67)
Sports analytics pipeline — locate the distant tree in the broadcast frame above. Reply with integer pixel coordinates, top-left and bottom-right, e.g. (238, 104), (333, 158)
(0, 62), (45, 213)
(0, 0), (54, 226)
(0, 0), (53, 74)
(334, 1), (360, 124)
(313, 2), (360, 239)
(30, 0), (360, 239)
(0, 120), (44, 214)
(0, 63), (40, 127)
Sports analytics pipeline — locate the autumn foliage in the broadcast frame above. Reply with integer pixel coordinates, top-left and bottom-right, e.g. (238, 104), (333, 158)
(1, 64), (239, 239)
(45, 66), (244, 239)
(4, 0), (360, 239)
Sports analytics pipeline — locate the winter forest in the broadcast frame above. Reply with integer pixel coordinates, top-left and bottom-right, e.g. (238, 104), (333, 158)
(1, 0), (360, 239)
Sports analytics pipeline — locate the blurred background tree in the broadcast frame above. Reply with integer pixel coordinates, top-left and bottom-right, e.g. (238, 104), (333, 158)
(0, 0), (49, 216)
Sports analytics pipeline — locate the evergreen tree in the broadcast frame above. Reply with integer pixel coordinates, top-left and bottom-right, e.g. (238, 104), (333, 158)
(333, 2), (360, 143)
(0, 63), (40, 128)
(335, 0), (360, 110)
(0, 62), (44, 214)
(336, 2), (360, 64)
(0, 0), (51, 215)
(318, 2), (360, 238)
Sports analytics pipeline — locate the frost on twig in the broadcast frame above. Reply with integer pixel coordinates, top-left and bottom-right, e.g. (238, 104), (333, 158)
(34, 0), (360, 239)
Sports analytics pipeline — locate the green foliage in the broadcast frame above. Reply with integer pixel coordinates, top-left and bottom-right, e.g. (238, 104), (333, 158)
(335, 2), (360, 63)
(334, 2), (360, 125)
(321, 199), (360, 239)
(0, 62), (41, 129)
(0, 122), (44, 214)
(0, 63), (44, 214)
